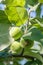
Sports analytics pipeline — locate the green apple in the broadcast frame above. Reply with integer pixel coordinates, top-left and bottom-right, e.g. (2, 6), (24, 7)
(20, 38), (34, 49)
(26, 39), (34, 48)
(9, 27), (23, 40)
(20, 38), (27, 48)
(38, 0), (43, 3)
(10, 41), (22, 53)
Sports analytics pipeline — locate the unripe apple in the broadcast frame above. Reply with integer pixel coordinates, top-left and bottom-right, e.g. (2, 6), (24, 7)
(10, 41), (22, 53)
(20, 38), (27, 48)
(20, 38), (34, 49)
(25, 39), (34, 48)
(9, 27), (23, 40)
(38, 0), (43, 3)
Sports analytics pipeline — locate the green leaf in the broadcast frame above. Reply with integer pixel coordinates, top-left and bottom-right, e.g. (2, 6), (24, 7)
(23, 50), (43, 63)
(33, 23), (43, 32)
(2, 0), (26, 7)
(30, 18), (43, 30)
(25, 60), (42, 65)
(25, 0), (38, 7)
(13, 59), (20, 65)
(5, 7), (28, 26)
(0, 62), (4, 65)
(0, 23), (10, 51)
(23, 27), (43, 41)
(36, 5), (41, 18)
(38, 0), (43, 3)
(0, 10), (10, 23)
(24, 61), (33, 65)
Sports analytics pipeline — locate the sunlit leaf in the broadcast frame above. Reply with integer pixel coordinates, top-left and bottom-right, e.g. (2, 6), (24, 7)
(2, 0), (26, 7)
(38, 0), (43, 3)
(5, 7), (28, 26)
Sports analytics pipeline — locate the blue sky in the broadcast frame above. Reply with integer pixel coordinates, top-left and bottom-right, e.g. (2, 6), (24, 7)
(0, 4), (6, 10)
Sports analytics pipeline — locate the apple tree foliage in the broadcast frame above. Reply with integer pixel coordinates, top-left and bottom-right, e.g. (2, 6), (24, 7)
(0, 0), (43, 65)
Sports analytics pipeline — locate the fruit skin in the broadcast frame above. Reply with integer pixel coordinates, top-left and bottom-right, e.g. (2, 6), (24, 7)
(25, 39), (34, 48)
(20, 38), (34, 49)
(38, 0), (43, 3)
(9, 27), (23, 40)
(10, 41), (22, 53)
(20, 38), (27, 48)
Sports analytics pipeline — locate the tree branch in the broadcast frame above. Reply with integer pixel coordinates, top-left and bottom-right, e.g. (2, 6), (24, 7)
(0, 51), (43, 62)
(9, 54), (34, 60)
